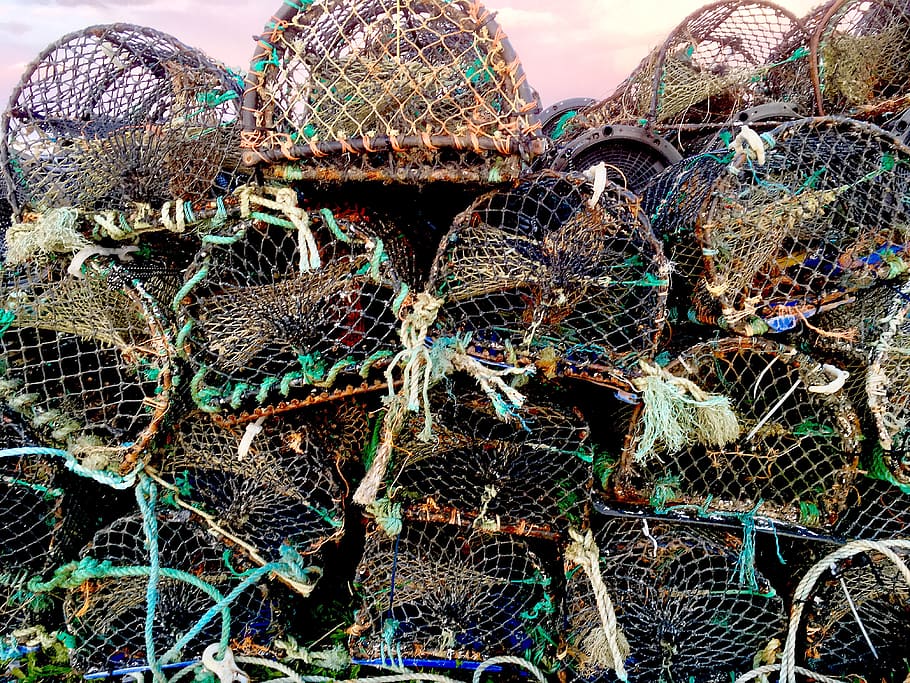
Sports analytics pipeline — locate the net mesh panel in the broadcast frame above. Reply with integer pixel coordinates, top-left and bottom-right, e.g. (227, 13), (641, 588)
(812, 0), (910, 116)
(351, 521), (556, 664)
(697, 117), (910, 335)
(867, 278), (910, 486)
(1, 24), (243, 215)
(428, 171), (669, 385)
(608, 338), (862, 529)
(834, 475), (910, 539)
(240, 0), (542, 183)
(801, 546), (910, 679)
(65, 511), (282, 674)
(0, 197), (11, 260)
(176, 205), (411, 413)
(575, 1), (805, 136)
(158, 409), (351, 567)
(383, 388), (591, 538)
(0, 256), (173, 475)
(562, 515), (786, 683)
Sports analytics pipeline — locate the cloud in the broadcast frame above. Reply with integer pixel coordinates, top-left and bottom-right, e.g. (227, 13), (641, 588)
(0, 21), (31, 35)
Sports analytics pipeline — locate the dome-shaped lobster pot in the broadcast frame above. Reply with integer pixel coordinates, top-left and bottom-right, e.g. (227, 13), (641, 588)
(1, 24), (244, 217)
(240, 0), (543, 184)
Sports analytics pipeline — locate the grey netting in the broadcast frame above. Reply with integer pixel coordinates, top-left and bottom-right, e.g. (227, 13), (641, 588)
(379, 388), (591, 538)
(834, 475), (910, 540)
(64, 511), (282, 674)
(427, 171), (669, 386)
(351, 521), (556, 665)
(175, 197), (412, 414)
(562, 515), (786, 682)
(607, 338), (862, 530)
(811, 0), (910, 117)
(800, 545), (910, 679)
(241, 0), (543, 183)
(573, 1), (806, 144)
(1, 24), (243, 218)
(157, 409), (348, 577)
(0, 255), (173, 476)
(697, 117), (910, 335)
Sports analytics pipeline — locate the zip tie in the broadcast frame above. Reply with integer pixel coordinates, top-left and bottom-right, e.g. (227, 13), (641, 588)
(808, 364), (849, 395)
(237, 416), (266, 460)
(584, 162), (609, 208)
(67, 245), (139, 278)
(202, 644), (249, 683)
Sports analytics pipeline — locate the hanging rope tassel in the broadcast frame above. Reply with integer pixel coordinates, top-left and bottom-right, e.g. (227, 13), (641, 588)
(6, 208), (89, 265)
(236, 184), (319, 270)
(632, 361), (740, 461)
(566, 529), (630, 682)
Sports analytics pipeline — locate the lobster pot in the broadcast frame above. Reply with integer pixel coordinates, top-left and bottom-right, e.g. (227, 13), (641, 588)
(175, 202), (413, 413)
(64, 511), (284, 674)
(801, 545), (910, 678)
(609, 339), (862, 530)
(351, 521), (557, 664)
(428, 172), (669, 387)
(867, 278), (910, 486)
(240, 0), (542, 183)
(562, 515), (786, 683)
(574, 1), (807, 145)
(1, 24), (243, 218)
(696, 117), (910, 335)
(158, 409), (353, 575)
(812, 0), (910, 116)
(0, 256), (173, 475)
(382, 389), (592, 538)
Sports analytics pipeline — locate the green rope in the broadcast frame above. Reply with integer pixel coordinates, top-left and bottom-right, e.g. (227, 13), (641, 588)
(0, 310), (15, 336)
(255, 376), (280, 404)
(366, 498), (402, 538)
(201, 230), (246, 246)
(867, 446), (910, 495)
(391, 284), (410, 316)
(314, 358), (358, 388)
(190, 366), (221, 413)
(360, 350), (394, 377)
(176, 321), (194, 359)
(370, 238), (386, 282)
(0, 476), (63, 498)
(229, 383), (251, 410)
(0, 447), (138, 490)
(550, 111), (578, 140)
(172, 266), (209, 312)
(319, 209), (351, 244)
(250, 211), (294, 230)
(136, 477), (166, 682)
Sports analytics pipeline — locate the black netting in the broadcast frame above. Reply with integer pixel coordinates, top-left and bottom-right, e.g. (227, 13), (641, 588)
(562, 515), (786, 682)
(351, 521), (556, 665)
(607, 338), (862, 530)
(428, 171), (669, 385)
(1, 24), (243, 216)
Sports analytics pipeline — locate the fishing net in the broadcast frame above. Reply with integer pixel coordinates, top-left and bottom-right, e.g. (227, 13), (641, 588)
(428, 171), (669, 387)
(350, 521), (557, 665)
(799, 544), (910, 679)
(241, 0), (543, 184)
(175, 193), (413, 414)
(562, 515), (786, 682)
(606, 338), (862, 530)
(0, 254), (174, 476)
(573, 0), (805, 145)
(376, 388), (592, 539)
(156, 408), (353, 585)
(695, 117), (910, 335)
(62, 510), (285, 674)
(1, 24), (244, 220)
(834, 474), (910, 540)
(811, 0), (910, 116)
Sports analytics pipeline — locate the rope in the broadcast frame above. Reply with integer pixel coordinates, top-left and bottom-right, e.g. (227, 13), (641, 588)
(274, 637), (350, 671)
(137, 477), (166, 682)
(471, 656), (546, 683)
(565, 529), (629, 682)
(734, 664), (846, 683)
(236, 185), (319, 270)
(0, 447), (139, 489)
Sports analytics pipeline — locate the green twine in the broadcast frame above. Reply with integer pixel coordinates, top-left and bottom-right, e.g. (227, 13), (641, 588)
(798, 500), (821, 527)
(363, 415), (384, 471)
(867, 446), (910, 495)
(550, 111), (578, 140)
(172, 266), (209, 312)
(250, 210), (295, 230)
(190, 366), (221, 413)
(255, 376), (280, 404)
(0, 447), (138, 490)
(0, 310), (15, 336)
(202, 229), (246, 246)
(1, 475), (63, 499)
(297, 353), (327, 384)
(792, 421), (837, 438)
(649, 475), (682, 513)
(367, 498), (402, 538)
(734, 501), (763, 591)
(280, 371), (304, 396)
(319, 209), (351, 244)
(519, 593), (555, 620)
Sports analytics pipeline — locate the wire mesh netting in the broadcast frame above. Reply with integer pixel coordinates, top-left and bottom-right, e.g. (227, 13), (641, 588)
(0, 255), (173, 475)
(157, 409), (351, 577)
(378, 388), (591, 538)
(351, 521), (557, 665)
(64, 510), (285, 674)
(428, 171), (669, 386)
(1, 24), (244, 218)
(241, 0), (543, 183)
(607, 338), (862, 530)
(175, 197), (413, 414)
(800, 545), (910, 679)
(811, 0), (910, 117)
(562, 515), (786, 682)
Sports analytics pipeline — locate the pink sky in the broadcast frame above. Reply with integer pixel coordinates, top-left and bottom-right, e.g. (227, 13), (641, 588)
(0, 0), (822, 109)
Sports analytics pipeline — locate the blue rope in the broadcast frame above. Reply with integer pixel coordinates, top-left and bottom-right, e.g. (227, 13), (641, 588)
(0, 447), (138, 489)
(136, 477), (166, 682)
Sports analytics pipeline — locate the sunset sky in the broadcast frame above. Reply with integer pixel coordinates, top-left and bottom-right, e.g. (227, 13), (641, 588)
(0, 0), (822, 108)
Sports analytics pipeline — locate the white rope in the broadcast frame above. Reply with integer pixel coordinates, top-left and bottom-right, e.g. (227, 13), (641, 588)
(236, 185), (319, 270)
(565, 528), (629, 682)
(729, 125), (768, 171)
